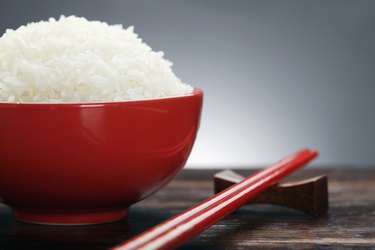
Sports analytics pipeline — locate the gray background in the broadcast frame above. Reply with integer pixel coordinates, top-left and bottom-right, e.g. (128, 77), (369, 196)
(1, 0), (374, 168)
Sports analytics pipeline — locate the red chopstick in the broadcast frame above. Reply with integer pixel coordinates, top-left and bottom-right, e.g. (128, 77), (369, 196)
(112, 148), (318, 250)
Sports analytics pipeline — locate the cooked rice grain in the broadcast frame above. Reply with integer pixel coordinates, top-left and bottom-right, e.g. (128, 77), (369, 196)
(0, 16), (193, 102)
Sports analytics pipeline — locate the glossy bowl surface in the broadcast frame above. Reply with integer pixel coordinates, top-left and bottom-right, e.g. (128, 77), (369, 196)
(0, 88), (203, 225)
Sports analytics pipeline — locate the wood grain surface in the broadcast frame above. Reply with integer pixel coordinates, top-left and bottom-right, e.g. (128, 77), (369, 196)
(0, 168), (374, 249)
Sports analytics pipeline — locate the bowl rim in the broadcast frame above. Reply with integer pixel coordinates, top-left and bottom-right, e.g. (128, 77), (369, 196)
(0, 88), (202, 108)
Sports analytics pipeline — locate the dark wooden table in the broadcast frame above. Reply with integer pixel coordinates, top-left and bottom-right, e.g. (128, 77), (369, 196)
(0, 168), (374, 249)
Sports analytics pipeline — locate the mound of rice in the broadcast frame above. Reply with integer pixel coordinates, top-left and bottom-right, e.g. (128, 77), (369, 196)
(0, 16), (193, 102)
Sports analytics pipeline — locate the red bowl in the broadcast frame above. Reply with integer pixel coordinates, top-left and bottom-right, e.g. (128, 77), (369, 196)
(0, 88), (203, 225)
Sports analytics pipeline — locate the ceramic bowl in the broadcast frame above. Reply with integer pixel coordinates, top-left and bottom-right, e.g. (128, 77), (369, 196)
(0, 88), (203, 225)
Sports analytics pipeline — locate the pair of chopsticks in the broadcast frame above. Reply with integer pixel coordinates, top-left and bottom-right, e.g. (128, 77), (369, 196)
(112, 148), (318, 250)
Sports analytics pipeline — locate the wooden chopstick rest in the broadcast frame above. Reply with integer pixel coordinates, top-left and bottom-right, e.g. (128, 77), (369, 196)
(214, 170), (328, 217)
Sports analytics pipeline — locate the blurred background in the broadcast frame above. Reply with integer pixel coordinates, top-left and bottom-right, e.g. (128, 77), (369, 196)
(1, 0), (374, 168)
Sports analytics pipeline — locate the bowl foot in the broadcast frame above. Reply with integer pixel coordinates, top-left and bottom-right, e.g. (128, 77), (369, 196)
(13, 208), (128, 225)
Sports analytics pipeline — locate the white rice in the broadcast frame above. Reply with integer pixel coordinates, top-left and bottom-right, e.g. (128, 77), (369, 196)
(0, 16), (193, 102)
